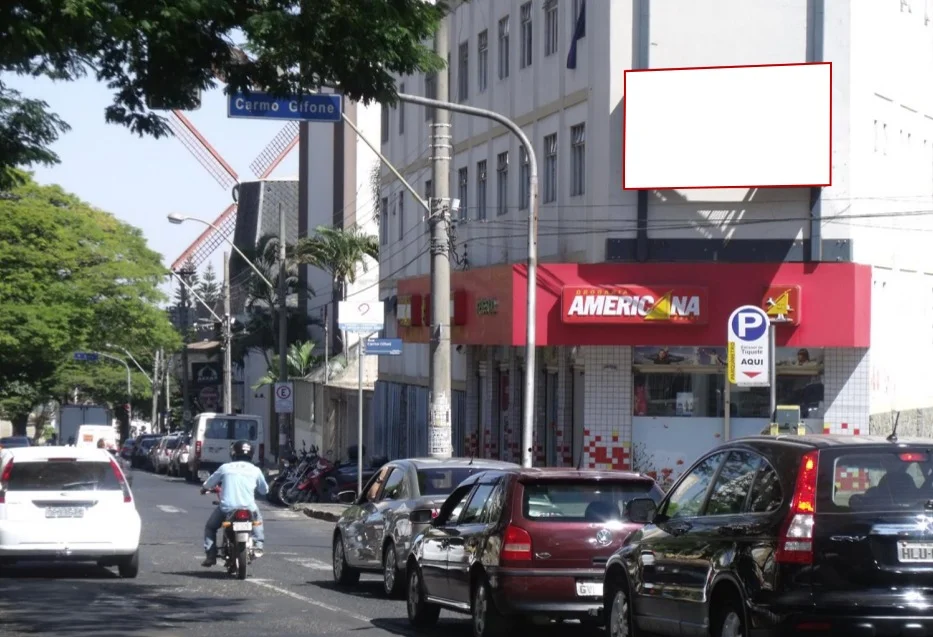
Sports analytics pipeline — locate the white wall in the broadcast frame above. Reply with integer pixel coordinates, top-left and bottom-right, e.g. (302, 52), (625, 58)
(303, 101), (338, 323)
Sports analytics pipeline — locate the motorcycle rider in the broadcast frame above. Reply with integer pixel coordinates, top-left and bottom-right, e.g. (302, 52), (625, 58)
(200, 440), (269, 567)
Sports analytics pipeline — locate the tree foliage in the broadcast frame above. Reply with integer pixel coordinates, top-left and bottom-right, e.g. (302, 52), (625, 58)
(251, 340), (319, 389)
(0, 0), (450, 187)
(293, 225), (379, 299)
(0, 175), (180, 429)
(197, 262), (222, 309)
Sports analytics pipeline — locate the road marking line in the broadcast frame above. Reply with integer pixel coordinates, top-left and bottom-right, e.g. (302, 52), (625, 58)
(284, 556), (331, 571)
(248, 579), (371, 622)
(157, 505), (186, 514)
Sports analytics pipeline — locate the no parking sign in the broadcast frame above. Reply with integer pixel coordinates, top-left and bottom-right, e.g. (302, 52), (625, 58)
(727, 305), (771, 387)
(274, 382), (294, 414)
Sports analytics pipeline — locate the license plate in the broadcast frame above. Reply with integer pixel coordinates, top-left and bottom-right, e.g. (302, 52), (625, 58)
(898, 541), (933, 562)
(232, 522), (252, 532)
(576, 581), (604, 597)
(46, 507), (85, 519)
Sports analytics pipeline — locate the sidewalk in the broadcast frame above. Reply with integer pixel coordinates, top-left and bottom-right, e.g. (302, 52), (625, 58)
(298, 503), (349, 522)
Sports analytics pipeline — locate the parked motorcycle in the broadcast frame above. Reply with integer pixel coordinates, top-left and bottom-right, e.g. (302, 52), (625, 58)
(266, 442), (304, 505)
(277, 445), (321, 506)
(204, 487), (258, 580)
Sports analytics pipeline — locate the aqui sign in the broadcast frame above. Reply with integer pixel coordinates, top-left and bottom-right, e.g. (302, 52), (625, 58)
(727, 305), (771, 387)
(227, 91), (343, 122)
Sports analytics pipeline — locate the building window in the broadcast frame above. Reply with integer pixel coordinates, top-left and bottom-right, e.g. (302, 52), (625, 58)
(496, 152), (509, 216)
(381, 105), (389, 143)
(519, 147), (530, 210)
(544, 0), (559, 56)
(397, 83), (405, 135)
(397, 192), (405, 241)
(498, 16), (510, 79)
(458, 41), (469, 102)
(380, 196), (389, 245)
(477, 160), (487, 221)
(425, 73), (437, 120)
(478, 30), (489, 92)
(543, 133), (557, 203)
(458, 167), (468, 220)
(520, 2), (533, 69)
(570, 123), (586, 196)
(572, 0), (586, 38)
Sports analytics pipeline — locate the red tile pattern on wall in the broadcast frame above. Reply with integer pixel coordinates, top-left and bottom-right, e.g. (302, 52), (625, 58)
(583, 429), (631, 470)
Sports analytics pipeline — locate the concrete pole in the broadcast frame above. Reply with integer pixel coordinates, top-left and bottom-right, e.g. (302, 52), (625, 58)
(357, 334), (364, 494)
(179, 273), (192, 432)
(278, 204), (289, 452)
(223, 251), (234, 414)
(150, 349), (161, 432)
(427, 16), (453, 460)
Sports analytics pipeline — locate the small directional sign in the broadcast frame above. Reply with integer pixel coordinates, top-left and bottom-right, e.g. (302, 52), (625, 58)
(73, 352), (99, 362)
(364, 338), (403, 356)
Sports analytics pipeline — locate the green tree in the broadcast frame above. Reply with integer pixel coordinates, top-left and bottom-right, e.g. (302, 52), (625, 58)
(0, 174), (179, 435)
(0, 0), (450, 188)
(251, 341), (319, 390)
(197, 263), (222, 309)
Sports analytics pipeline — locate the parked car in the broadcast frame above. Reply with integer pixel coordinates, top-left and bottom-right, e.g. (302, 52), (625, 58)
(168, 432), (191, 478)
(119, 438), (136, 460)
(602, 434), (933, 637)
(404, 467), (663, 635)
(152, 435), (180, 474)
(332, 458), (518, 597)
(130, 434), (161, 469)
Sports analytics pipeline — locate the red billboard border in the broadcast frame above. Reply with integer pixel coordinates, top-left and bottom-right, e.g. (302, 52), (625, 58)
(622, 61), (833, 191)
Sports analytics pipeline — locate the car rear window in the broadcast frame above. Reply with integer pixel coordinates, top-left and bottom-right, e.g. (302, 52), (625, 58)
(0, 437), (30, 447)
(522, 480), (663, 522)
(417, 468), (484, 496)
(6, 461), (121, 491)
(204, 418), (258, 440)
(820, 449), (933, 511)
(165, 438), (180, 450)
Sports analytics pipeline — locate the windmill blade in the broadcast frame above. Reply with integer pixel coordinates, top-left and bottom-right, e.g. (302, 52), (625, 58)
(170, 204), (237, 271)
(250, 121), (300, 178)
(167, 110), (239, 191)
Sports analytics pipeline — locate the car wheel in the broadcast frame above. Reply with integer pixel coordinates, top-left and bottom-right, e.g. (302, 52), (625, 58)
(406, 565), (440, 629)
(713, 595), (745, 637)
(382, 542), (404, 598)
(118, 550), (139, 579)
(473, 578), (509, 637)
(332, 534), (360, 586)
(608, 584), (635, 637)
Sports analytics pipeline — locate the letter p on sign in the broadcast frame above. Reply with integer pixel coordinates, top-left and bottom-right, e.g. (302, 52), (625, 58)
(729, 306), (769, 342)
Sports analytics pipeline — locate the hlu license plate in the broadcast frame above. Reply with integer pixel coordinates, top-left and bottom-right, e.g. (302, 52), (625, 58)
(898, 541), (933, 562)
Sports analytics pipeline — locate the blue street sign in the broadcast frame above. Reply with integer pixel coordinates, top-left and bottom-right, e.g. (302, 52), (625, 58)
(364, 338), (403, 356)
(73, 352), (99, 362)
(227, 91), (342, 122)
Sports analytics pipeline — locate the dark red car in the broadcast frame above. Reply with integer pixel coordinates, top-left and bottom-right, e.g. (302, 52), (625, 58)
(405, 467), (663, 637)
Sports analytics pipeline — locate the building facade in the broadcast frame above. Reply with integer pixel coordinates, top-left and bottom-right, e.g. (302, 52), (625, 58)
(375, 0), (933, 482)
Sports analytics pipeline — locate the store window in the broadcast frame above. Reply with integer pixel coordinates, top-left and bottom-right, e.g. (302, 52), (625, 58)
(634, 371), (725, 418)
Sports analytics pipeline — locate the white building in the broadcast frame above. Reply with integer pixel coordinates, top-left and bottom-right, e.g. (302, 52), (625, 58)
(374, 0), (933, 482)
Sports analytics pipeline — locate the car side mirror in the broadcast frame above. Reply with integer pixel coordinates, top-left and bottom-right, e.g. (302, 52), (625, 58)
(336, 490), (357, 504)
(626, 497), (658, 524)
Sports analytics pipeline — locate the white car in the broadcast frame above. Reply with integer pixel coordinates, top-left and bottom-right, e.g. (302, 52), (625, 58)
(0, 446), (141, 577)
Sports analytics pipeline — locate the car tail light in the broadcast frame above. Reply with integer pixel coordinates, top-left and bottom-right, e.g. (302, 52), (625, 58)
(195, 440), (202, 458)
(233, 509), (251, 521)
(900, 452), (928, 462)
(776, 450), (819, 564)
(0, 459), (13, 504)
(501, 525), (533, 563)
(109, 457), (133, 503)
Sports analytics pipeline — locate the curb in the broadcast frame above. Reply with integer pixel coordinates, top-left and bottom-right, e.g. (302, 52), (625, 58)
(299, 507), (345, 523)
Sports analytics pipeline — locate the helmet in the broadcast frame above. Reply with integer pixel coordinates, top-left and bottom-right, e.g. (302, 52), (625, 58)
(230, 440), (252, 461)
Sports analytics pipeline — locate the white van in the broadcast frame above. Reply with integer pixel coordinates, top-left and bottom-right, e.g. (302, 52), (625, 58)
(187, 413), (264, 480)
(75, 425), (118, 450)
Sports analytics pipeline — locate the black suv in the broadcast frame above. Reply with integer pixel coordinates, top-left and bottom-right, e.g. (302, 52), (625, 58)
(605, 434), (933, 637)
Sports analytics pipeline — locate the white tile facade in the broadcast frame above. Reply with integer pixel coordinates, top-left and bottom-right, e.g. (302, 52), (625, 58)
(823, 347), (870, 435)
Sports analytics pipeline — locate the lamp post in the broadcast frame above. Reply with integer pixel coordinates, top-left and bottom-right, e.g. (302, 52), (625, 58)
(96, 351), (132, 440)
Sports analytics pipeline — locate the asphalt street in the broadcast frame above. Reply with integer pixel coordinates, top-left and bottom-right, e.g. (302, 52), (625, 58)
(0, 468), (486, 637)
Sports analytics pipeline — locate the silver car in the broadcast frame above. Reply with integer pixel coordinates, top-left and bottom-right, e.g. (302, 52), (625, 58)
(331, 457), (518, 598)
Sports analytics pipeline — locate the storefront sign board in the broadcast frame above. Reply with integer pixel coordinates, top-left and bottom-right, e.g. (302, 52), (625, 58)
(562, 285), (708, 325)
(727, 305), (771, 387)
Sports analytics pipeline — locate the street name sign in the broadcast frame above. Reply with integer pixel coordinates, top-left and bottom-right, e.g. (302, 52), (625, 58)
(74, 352), (99, 362)
(727, 305), (771, 387)
(364, 338), (403, 356)
(227, 92), (342, 122)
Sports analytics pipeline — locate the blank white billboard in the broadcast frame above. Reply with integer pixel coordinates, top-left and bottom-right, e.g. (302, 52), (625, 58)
(623, 62), (832, 190)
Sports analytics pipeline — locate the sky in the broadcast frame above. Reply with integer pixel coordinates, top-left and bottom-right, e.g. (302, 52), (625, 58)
(7, 74), (299, 300)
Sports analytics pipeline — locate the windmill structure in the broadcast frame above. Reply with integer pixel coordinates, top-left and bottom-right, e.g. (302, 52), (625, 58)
(168, 109), (299, 272)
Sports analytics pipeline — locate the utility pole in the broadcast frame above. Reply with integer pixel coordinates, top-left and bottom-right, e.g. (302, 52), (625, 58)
(223, 251), (234, 414)
(277, 204), (289, 454)
(178, 269), (193, 432)
(150, 349), (161, 432)
(427, 16), (453, 459)
(322, 304), (329, 385)
(164, 355), (171, 430)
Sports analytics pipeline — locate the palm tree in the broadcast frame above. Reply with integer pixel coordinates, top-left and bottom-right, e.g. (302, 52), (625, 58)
(251, 340), (320, 389)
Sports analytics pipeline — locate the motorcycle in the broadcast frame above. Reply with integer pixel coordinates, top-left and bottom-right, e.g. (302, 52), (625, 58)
(204, 486), (259, 580)
(277, 445), (321, 506)
(266, 441), (304, 505)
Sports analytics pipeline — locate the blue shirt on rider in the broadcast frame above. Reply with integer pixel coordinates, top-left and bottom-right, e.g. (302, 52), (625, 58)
(204, 460), (269, 513)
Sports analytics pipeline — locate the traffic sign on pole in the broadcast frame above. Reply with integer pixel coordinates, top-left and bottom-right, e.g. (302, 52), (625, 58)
(73, 352), (99, 362)
(338, 301), (385, 333)
(227, 92), (343, 122)
(364, 338), (403, 356)
(727, 305), (771, 387)
(274, 382), (294, 414)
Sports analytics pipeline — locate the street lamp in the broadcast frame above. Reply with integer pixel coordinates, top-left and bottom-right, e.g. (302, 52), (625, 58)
(167, 214), (274, 288)
(95, 351), (132, 439)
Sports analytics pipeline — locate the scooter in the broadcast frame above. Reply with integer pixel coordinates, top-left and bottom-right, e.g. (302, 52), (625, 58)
(203, 487), (260, 580)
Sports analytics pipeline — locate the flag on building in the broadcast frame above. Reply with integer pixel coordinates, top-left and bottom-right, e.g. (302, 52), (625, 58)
(566, 0), (586, 70)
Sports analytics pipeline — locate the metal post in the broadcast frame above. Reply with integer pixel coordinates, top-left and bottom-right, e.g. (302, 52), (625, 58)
(323, 305), (329, 385)
(357, 335), (364, 495)
(150, 349), (161, 432)
(769, 324), (777, 421)
(427, 17), (453, 460)
(164, 355), (171, 429)
(278, 204), (289, 452)
(394, 93), (539, 468)
(223, 251), (233, 414)
(178, 270), (193, 431)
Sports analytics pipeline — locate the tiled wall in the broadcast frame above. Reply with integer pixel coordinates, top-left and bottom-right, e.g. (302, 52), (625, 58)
(556, 347), (574, 466)
(823, 347), (870, 435)
(581, 346), (633, 470)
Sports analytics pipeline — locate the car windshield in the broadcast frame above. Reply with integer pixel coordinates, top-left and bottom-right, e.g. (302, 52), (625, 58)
(522, 480), (662, 522)
(6, 461), (122, 491)
(417, 468), (484, 496)
(821, 448), (933, 511)
(0, 437), (30, 448)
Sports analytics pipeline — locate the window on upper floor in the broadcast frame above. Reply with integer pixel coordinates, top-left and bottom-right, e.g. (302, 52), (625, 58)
(425, 73), (437, 120)
(572, 0), (586, 38)
(570, 123), (586, 196)
(458, 41), (469, 102)
(379, 197), (389, 245)
(478, 30), (489, 92)
(498, 16), (510, 79)
(398, 83), (405, 135)
(397, 191), (405, 241)
(519, 146), (530, 210)
(380, 105), (389, 143)
(458, 167), (468, 220)
(496, 152), (509, 216)
(544, 0), (559, 56)
(544, 133), (557, 203)
(476, 160), (488, 221)
(520, 2), (533, 69)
